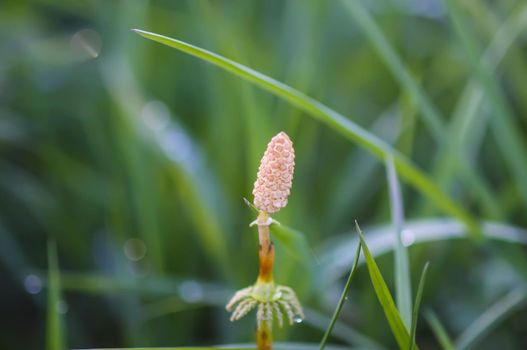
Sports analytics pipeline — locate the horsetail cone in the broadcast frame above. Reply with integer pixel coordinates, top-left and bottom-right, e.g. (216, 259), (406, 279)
(253, 132), (295, 214)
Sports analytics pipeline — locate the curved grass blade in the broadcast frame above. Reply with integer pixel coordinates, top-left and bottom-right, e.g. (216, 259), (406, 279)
(455, 286), (527, 350)
(386, 155), (412, 328)
(424, 310), (456, 350)
(355, 222), (417, 350)
(319, 241), (361, 350)
(408, 262), (429, 350)
(319, 218), (527, 286)
(46, 241), (66, 350)
(132, 29), (479, 235)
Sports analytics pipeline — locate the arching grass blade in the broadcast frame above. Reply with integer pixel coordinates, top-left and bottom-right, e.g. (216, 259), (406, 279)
(132, 28), (479, 235)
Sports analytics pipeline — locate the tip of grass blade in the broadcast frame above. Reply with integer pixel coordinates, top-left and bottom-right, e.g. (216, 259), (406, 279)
(243, 197), (260, 214)
(354, 220), (362, 235)
(131, 28), (155, 38)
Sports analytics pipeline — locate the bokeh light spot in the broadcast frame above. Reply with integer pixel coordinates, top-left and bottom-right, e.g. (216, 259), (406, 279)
(124, 238), (147, 261)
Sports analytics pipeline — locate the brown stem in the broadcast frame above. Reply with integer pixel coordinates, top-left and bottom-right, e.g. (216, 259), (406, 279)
(256, 320), (272, 350)
(256, 212), (274, 283)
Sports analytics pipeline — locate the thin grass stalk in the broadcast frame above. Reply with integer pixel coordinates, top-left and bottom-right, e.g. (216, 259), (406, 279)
(386, 155), (412, 329)
(319, 241), (361, 350)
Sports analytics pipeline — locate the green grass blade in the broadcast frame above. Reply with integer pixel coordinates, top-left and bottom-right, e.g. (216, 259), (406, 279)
(46, 241), (65, 350)
(424, 310), (456, 350)
(386, 155), (412, 328)
(455, 287), (527, 350)
(340, 0), (446, 142)
(319, 241), (361, 350)
(132, 29), (479, 235)
(355, 222), (417, 350)
(318, 219), (527, 288)
(408, 263), (430, 350)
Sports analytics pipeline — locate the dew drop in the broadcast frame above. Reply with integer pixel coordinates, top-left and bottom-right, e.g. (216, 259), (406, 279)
(293, 315), (303, 323)
(344, 295), (349, 301)
(123, 238), (147, 261)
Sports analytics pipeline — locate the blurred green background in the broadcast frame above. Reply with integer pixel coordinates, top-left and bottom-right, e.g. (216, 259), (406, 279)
(2, 0), (527, 349)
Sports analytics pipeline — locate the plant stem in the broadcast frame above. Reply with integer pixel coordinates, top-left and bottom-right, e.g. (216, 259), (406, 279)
(255, 211), (274, 350)
(256, 211), (274, 283)
(256, 320), (273, 350)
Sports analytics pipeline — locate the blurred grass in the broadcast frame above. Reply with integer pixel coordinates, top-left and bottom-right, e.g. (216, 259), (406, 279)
(408, 262), (429, 350)
(2, 0), (527, 349)
(425, 310), (456, 350)
(46, 242), (65, 350)
(386, 156), (412, 328)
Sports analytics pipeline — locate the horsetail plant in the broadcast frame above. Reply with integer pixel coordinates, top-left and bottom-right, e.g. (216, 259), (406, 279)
(226, 131), (304, 350)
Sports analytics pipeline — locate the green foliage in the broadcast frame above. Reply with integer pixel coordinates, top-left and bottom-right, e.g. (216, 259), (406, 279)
(2, 1), (527, 349)
(132, 28), (479, 234)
